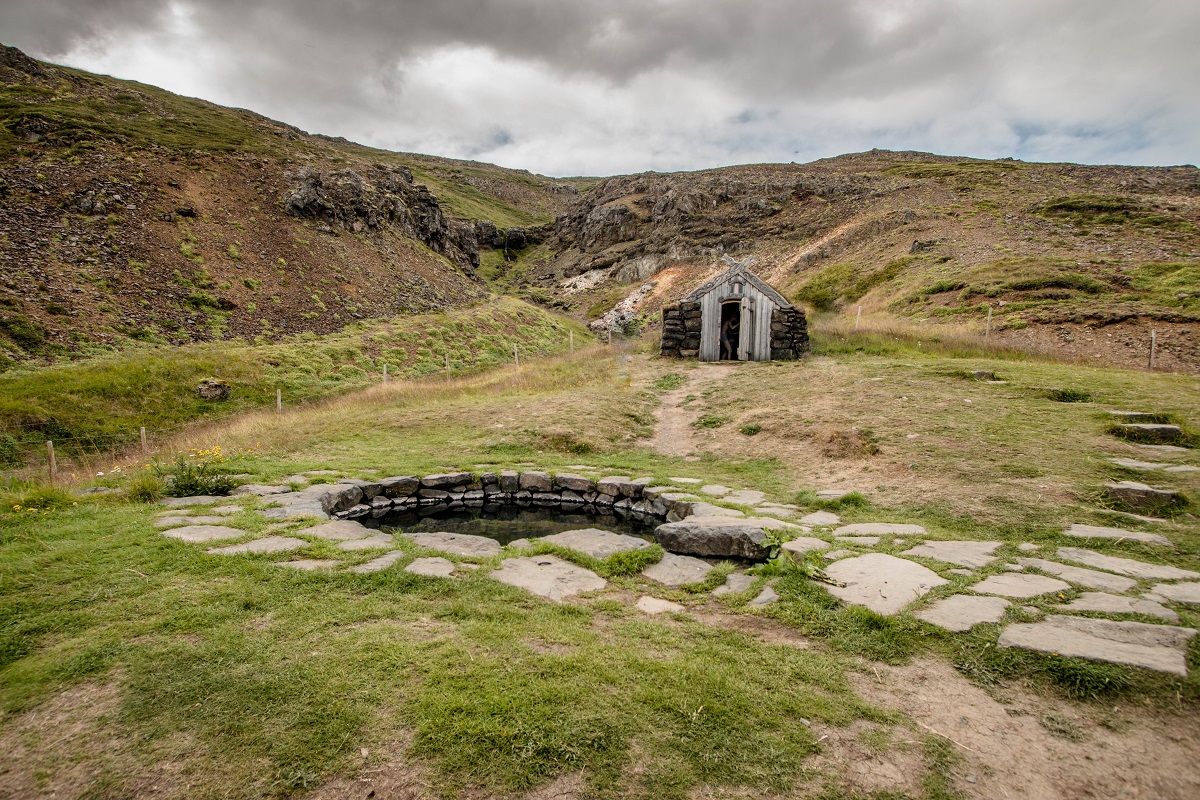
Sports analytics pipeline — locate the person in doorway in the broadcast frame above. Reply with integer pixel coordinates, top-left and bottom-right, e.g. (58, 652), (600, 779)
(720, 315), (740, 360)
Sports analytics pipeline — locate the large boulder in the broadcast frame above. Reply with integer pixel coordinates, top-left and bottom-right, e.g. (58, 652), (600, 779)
(196, 379), (231, 400)
(654, 517), (772, 560)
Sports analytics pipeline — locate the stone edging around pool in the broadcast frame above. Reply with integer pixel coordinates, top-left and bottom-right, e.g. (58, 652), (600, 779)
(243, 469), (806, 561)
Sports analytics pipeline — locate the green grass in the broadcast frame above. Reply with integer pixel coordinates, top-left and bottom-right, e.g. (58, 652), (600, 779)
(0, 297), (587, 460)
(3, 332), (1200, 797)
(653, 373), (687, 391)
(0, 500), (883, 798)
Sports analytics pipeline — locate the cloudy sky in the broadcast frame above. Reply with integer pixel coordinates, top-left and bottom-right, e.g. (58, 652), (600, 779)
(2, 1), (1197, 176)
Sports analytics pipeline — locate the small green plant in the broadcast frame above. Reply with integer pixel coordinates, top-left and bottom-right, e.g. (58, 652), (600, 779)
(693, 414), (730, 429)
(1045, 388), (1093, 403)
(1041, 655), (1132, 700)
(185, 291), (220, 310)
(155, 447), (237, 496)
(242, 278), (262, 290)
(793, 489), (869, 510)
(740, 423), (762, 436)
(126, 470), (164, 503)
(653, 373), (686, 390)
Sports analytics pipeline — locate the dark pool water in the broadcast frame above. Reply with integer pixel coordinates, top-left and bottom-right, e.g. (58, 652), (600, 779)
(370, 505), (658, 545)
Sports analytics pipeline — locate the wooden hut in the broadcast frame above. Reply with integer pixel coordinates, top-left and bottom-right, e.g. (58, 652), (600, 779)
(660, 262), (808, 361)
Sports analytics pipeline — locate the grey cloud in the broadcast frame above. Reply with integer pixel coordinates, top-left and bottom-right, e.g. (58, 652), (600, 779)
(1, 0), (1197, 174)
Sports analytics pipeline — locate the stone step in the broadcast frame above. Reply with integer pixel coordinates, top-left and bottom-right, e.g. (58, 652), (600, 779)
(999, 615), (1197, 675)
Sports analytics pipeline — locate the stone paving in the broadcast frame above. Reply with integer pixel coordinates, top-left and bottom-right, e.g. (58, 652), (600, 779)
(153, 468), (1200, 676)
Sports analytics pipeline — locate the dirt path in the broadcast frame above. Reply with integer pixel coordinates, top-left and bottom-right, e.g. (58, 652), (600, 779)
(830, 657), (1200, 800)
(645, 363), (739, 458)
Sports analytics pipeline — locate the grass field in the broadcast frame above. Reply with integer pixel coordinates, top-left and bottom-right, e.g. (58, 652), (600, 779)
(2, 326), (1199, 798)
(0, 297), (586, 470)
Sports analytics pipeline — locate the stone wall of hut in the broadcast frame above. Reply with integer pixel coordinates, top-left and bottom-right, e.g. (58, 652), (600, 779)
(768, 307), (809, 360)
(659, 301), (702, 358)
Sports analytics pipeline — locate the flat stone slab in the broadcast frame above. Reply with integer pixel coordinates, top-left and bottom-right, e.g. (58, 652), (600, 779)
(642, 553), (714, 587)
(655, 517), (772, 560)
(1164, 464), (1200, 472)
(277, 559), (339, 571)
(540, 529), (651, 559)
(154, 515), (229, 528)
(901, 540), (1002, 568)
(1134, 444), (1190, 454)
(1108, 411), (1164, 423)
(208, 505), (245, 515)
(712, 573), (755, 596)
(815, 489), (854, 501)
(636, 596), (684, 615)
(405, 532), (503, 557)
(232, 484), (293, 496)
(823, 549), (855, 561)
(208, 536), (307, 555)
(833, 523), (926, 537)
(1104, 481), (1180, 508)
(999, 615), (1197, 675)
(404, 557), (456, 578)
(1017, 543), (1040, 552)
(1150, 582), (1200, 604)
(670, 477), (703, 484)
(684, 502), (746, 519)
(161, 525), (248, 543)
(755, 507), (796, 519)
(349, 551), (406, 574)
(159, 495), (228, 508)
(491, 556), (606, 601)
(1063, 592), (1179, 622)
(1115, 423), (1184, 441)
(302, 520), (373, 540)
(724, 489), (766, 505)
(822, 553), (949, 616)
(972, 573), (1071, 599)
(1108, 457), (1169, 470)
(798, 511), (840, 526)
(700, 484), (732, 496)
(1057, 547), (1200, 580)
(835, 536), (880, 546)
(916, 595), (1010, 632)
(1064, 523), (1171, 547)
(1015, 558), (1137, 593)
(337, 534), (396, 551)
(781, 537), (833, 557)
(748, 587), (779, 606)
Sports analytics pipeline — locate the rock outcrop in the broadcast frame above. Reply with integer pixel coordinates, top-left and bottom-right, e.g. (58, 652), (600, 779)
(283, 165), (480, 275)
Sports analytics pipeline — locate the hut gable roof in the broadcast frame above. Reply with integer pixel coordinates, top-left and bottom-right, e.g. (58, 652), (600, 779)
(682, 263), (793, 308)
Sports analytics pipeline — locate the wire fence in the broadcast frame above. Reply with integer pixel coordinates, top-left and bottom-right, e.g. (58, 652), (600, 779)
(2, 328), (602, 484)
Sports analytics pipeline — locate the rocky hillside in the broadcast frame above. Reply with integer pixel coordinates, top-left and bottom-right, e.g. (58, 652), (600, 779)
(3, 44), (1199, 372)
(523, 154), (1200, 370)
(0, 45), (577, 367)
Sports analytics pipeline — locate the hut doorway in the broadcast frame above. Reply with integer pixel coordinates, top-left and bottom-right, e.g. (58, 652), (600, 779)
(719, 300), (742, 361)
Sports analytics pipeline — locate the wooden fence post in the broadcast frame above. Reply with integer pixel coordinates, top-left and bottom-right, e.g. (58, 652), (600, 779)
(46, 440), (56, 484)
(855, 306), (862, 329)
(569, 329), (574, 355)
(382, 364), (388, 383)
(985, 306), (993, 338)
(1149, 330), (1157, 368)
(276, 388), (282, 414)
(140, 426), (148, 456)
